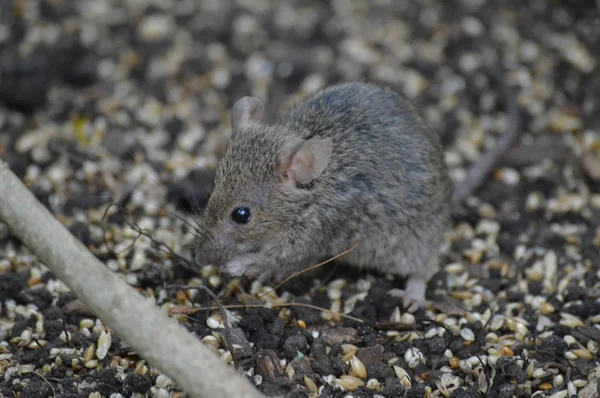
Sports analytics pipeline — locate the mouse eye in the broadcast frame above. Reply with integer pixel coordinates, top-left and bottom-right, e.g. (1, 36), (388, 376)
(231, 206), (252, 224)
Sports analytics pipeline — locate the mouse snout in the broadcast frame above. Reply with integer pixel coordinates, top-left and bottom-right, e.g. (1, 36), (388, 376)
(193, 228), (232, 267)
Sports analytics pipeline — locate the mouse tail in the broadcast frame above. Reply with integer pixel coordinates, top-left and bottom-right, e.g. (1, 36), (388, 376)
(451, 44), (523, 205)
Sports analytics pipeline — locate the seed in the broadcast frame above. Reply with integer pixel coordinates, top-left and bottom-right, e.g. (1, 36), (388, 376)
(341, 345), (358, 361)
(548, 390), (568, 398)
(366, 378), (380, 391)
(296, 320), (307, 329)
(80, 319), (94, 329)
(572, 348), (593, 360)
(401, 313), (415, 324)
(392, 331), (407, 342)
(206, 316), (221, 329)
(85, 359), (98, 369)
(567, 381), (576, 396)
(35, 320), (44, 335)
(539, 382), (552, 391)
(438, 373), (461, 394)
(221, 350), (233, 364)
(526, 261), (545, 282)
(449, 357), (460, 369)
(393, 366), (412, 388)
(404, 347), (422, 367)
(350, 356), (367, 379)
(572, 379), (588, 388)
(96, 331), (111, 360)
(156, 374), (173, 389)
(542, 251), (558, 293)
(497, 335), (516, 346)
(254, 375), (263, 386)
(323, 375), (335, 385)
(488, 353), (499, 367)
(135, 360), (147, 375)
(341, 344), (358, 354)
(467, 356), (481, 367)
(92, 320), (106, 335)
(390, 307), (401, 323)
(342, 351), (357, 362)
(445, 263), (465, 274)
(459, 359), (472, 372)
(460, 328), (475, 342)
(20, 330), (32, 345)
(553, 374), (564, 387)
(201, 265), (217, 278)
(84, 344), (96, 363)
(564, 335), (576, 345)
(477, 371), (488, 393)
(328, 288), (342, 300)
(304, 376), (318, 393)
(202, 335), (221, 351)
(208, 275), (221, 287)
(17, 364), (34, 375)
(501, 346), (514, 357)
(489, 315), (504, 331)
(540, 302), (555, 315)
(526, 192), (543, 211)
(486, 332), (499, 343)
(532, 368), (548, 379)
(451, 290), (473, 300)
(565, 351), (578, 360)
(176, 290), (188, 302)
(506, 318), (529, 336)
(334, 375), (364, 391)
(425, 328), (438, 339)
(464, 247), (483, 264)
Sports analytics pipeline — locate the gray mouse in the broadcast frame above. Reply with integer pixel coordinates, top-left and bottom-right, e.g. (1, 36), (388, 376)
(193, 80), (520, 306)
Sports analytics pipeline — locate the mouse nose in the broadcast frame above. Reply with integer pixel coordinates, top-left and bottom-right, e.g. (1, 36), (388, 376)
(193, 230), (230, 266)
(194, 244), (212, 266)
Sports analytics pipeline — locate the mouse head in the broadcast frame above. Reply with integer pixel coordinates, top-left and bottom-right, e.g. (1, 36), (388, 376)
(194, 96), (332, 276)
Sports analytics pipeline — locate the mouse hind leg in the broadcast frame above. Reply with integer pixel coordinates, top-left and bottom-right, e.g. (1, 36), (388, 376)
(340, 233), (440, 310)
(388, 257), (439, 311)
(383, 235), (443, 311)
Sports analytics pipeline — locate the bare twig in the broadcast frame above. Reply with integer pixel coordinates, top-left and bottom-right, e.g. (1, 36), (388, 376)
(33, 372), (56, 398)
(0, 161), (266, 398)
(100, 201), (194, 268)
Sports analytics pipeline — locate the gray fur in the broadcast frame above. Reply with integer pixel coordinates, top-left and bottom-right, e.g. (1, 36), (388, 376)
(194, 82), (454, 301)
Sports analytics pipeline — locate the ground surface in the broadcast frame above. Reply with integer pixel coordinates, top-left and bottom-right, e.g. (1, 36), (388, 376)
(0, 0), (599, 397)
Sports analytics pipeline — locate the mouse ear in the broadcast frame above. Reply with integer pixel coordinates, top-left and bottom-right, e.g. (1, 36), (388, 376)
(231, 96), (264, 131)
(280, 138), (333, 185)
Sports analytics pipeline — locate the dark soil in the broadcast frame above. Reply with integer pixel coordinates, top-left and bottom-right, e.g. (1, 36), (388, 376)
(0, 1), (599, 397)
